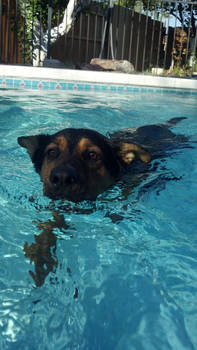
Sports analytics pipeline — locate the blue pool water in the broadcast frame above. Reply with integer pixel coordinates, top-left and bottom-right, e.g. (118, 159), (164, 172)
(0, 87), (197, 350)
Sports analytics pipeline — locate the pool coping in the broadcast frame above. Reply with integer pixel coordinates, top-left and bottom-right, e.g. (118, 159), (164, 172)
(0, 64), (197, 91)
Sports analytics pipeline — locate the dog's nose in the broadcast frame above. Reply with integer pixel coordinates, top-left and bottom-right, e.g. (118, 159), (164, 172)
(50, 167), (78, 187)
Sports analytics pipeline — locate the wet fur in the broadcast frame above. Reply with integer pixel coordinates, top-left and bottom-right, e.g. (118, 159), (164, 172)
(18, 128), (150, 201)
(17, 118), (187, 202)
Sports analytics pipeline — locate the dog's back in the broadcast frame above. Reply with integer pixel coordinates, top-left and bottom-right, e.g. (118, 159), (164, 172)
(110, 117), (189, 160)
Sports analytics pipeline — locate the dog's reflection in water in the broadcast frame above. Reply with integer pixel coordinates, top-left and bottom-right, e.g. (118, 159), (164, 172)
(24, 211), (70, 288)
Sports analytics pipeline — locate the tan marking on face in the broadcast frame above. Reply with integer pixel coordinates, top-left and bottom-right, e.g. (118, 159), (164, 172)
(42, 137), (69, 180)
(77, 138), (114, 194)
(56, 136), (68, 151)
(77, 138), (91, 152)
(86, 171), (114, 198)
(77, 137), (103, 159)
(96, 165), (107, 177)
(39, 136), (116, 200)
(42, 142), (62, 180)
(40, 158), (55, 183)
(45, 142), (58, 153)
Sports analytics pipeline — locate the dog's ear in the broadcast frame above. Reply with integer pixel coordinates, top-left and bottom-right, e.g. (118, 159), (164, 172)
(109, 139), (151, 166)
(17, 134), (50, 161)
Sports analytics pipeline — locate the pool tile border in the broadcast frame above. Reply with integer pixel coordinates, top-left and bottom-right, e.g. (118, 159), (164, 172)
(0, 77), (197, 94)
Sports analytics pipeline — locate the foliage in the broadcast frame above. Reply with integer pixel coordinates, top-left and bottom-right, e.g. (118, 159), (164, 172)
(117, 0), (197, 34)
(168, 64), (193, 77)
(17, 0), (70, 63)
(194, 57), (197, 71)
(19, 0), (69, 28)
(15, 0), (197, 66)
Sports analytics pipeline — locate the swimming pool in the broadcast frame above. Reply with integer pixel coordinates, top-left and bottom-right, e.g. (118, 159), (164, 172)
(0, 87), (197, 350)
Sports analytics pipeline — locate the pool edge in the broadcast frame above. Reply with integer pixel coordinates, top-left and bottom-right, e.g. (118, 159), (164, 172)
(1, 65), (197, 91)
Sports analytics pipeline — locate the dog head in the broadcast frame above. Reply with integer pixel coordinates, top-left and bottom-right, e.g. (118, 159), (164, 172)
(18, 128), (151, 201)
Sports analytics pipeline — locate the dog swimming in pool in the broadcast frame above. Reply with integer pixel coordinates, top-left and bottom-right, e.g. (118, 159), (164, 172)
(17, 117), (187, 202)
(18, 117), (190, 286)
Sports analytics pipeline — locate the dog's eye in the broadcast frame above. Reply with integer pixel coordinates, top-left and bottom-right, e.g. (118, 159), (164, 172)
(46, 148), (59, 159)
(87, 151), (99, 161)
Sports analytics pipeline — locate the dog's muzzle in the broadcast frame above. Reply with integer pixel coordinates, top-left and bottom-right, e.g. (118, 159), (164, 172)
(45, 166), (85, 200)
(49, 167), (79, 189)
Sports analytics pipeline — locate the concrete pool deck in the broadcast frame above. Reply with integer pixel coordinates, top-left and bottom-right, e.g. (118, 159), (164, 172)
(0, 64), (197, 91)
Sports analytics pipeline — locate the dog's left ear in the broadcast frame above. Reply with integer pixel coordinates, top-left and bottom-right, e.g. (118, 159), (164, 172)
(109, 139), (151, 166)
(17, 134), (50, 161)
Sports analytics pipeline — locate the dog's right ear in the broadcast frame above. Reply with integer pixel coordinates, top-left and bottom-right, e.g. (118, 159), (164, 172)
(109, 138), (151, 167)
(17, 134), (50, 161)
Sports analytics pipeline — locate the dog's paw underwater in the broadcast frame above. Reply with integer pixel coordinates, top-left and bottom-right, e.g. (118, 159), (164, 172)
(17, 118), (188, 202)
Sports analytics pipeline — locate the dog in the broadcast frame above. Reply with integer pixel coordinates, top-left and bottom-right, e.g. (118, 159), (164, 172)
(17, 128), (151, 201)
(18, 129), (150, 286)
(18, 118), (189, 286)
(17, 118), (188, 202)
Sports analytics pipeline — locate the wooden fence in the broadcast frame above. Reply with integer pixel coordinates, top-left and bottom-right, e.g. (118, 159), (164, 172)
(0, 0), (24, 64)
(1, 0), (196, 72)
(50, 3), (165, 71)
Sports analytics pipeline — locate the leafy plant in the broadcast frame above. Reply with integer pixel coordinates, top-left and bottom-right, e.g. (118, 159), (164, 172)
(17, 0), (70, 63)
